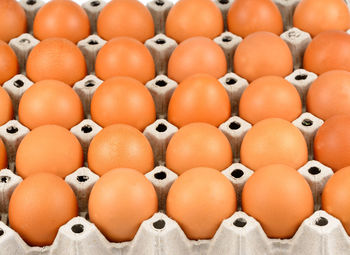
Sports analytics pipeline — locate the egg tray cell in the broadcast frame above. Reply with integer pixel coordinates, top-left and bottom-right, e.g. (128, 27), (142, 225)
(0, 0), (349, 254)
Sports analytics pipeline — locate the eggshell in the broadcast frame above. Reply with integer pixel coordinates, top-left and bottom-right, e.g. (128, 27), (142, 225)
(16, 125), (84, 178)
(91, 76), (155, 131)
(8, 173), (78, 246)
(166, 123), (232, 175)
(165, 0), (223, 43)
(0, 0), (26, 43)
(95, 37), (155, 84)
(167, 36), (227, 83)
(168, 74), (231, 128)
(89, 168), (158, 242)
(233, 31), (293, 82)
(239, 76), (302, 124)
(33, 0), (90, 43)
(18, 80), (84, 130)
(227, 0), (283, 38)
(26, 38), (87, 86)
(242, 164), (314, 239)
(0, 138), (8, 169)
(240, 118), (308, 171)
(322, 166), (350, 235)
(307, 70), (350, 120)
(0, 40), (19, 85)
(303, 31), (350, 75)
(314, 115), (350, 171)
(0, 86), (13, 126)
(87, 124), (154, 176)
(166, 167), (236, 239)
(294, 0), (350, 37)
(97, 0), (154, 42)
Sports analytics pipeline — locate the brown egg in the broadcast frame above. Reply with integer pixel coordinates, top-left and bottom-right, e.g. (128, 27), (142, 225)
(89, 168), (157, 242)
(168, 74), (230, 128)
(91, 76), (155, 131)
(167, 37), (227, 83)
(0, 0), (26, 43)
(242, 164), (313, 239)
(9, 173), (78, 246)
(240, 118), (308, 171)
(239, 76), (302, 124)
(33, 0), (90, 43)
(88, 124), (154, 176)
(165, 0), (223, 43)
(307, 70), (350, 120)
(26, 38), (87, 86)
(166, 123), (232, 175)
(294, 0), (350, 37)
(95, 37), (155, 84)
(0, 40), (18, 85)
(227, 0), (283, 38)
(0, 86), (13, 126)
(234, 31), (293, 82)
(304, 31), (350, 75)
(314, 115), (350, 171)
(322, 166), (350, 235)
(167, 167), (236, 239)
(18, 80), (84, 130)
(16, 125), (83, 178)
(0, 138), (8, 169)
(97, 0), (154, 42)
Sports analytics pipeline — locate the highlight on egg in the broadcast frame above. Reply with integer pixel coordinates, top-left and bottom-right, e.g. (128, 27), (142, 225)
(0, 0), (26, 43)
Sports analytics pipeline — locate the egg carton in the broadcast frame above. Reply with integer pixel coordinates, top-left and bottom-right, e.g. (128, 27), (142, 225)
(2, 0), (350, 253)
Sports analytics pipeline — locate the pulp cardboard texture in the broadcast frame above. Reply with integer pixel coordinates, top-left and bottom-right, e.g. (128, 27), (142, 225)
(0, 0), (348, 254)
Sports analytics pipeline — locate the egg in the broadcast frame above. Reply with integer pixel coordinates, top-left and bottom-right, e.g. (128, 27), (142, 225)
(167, 37), (227, 83)
(0, 86), (13, 126)
(91, 76), (155, 131)
(18, 80), (84, 130)
(0, 0), (26, 43)
(307, 70), (350, 120)
(16, 125), (83, 178)
(0, 40), (18, 85)
(314, 115), (350, 171)
(168, 74), (230, 128)
(322, 166), (350, 235)
(240, 118), (308, 170)
(8, 173), (78, 246)
(89, 168), (157, 242)
(87, 124), (154, 176)
(239, 76), (302, 124)
(304, 31), (350, 75)
(26, 38), (87, 86)
(227, 0), (283, 38)
(234, 31), (293, 82)
(95, 37), (155, 84)
(166, 123), (232, 175)
(242, 164), (313, 239)
(166, 167), (236, 239)
(165, 0), (223, 43)
(0, 138), (8, 169)
(33, 0), (90, 43)
(97, 0), (154, 42)
(293, 0), (350, 37)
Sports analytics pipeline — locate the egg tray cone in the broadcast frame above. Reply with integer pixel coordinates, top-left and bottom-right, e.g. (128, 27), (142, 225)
(0, 0), (349, 254)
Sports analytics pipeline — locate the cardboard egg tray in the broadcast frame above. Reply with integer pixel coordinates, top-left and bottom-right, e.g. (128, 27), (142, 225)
(0, 0), (349, 254)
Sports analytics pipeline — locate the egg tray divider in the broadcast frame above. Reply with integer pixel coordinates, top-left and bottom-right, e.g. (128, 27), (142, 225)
(0, 0), (348, 254)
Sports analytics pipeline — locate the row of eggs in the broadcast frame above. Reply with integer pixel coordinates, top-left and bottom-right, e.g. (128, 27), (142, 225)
(1, 0), (350, 43)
